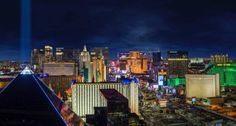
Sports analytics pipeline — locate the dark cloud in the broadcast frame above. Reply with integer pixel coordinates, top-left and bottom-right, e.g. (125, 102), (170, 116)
(1, 0), (236, 60)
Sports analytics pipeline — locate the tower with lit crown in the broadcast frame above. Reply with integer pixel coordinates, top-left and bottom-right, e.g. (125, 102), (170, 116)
(79, 45), (91, 82)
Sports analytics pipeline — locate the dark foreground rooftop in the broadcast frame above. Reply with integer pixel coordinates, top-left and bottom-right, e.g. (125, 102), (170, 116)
(0, 74), (67, 126)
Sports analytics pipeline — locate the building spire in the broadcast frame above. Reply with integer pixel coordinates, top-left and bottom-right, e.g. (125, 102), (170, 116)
(83, 45), (87, 52)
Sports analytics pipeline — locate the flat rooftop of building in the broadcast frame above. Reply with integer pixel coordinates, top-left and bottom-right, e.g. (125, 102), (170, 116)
(100, 89), (128, 102)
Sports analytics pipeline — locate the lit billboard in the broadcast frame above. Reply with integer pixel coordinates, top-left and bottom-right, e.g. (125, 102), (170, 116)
(158, 75), (164, 85)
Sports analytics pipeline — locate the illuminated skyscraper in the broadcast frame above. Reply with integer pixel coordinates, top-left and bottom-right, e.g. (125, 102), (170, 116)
(185, 74), (220, 98)
(91, 53), (99, 82)
(63, 48), (80, 62)
(207, 63), (236, 87)
(44, 45), (53, 63)
(31, 48), (45, 72)
(119, 53), (129, 72)
(91, 47), (109, 65)
(79, 46), (107, 82)
(120, 51), (149, 74)
(56, 47), (80, 62)
(56, 47), (64, 62)
(79, 45), (91, 82)
(72, 81), (139, 118)
(91, 47), (109, 80)
(97, 51), (107, 82)
(91, 52), (107, 82)
(210, 54), (229, 64)
(167, 51), (189, 78)
(130, 81), (139, 115)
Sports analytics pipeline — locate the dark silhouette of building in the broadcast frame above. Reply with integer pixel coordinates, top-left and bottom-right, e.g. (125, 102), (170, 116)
(0, 68), (85, 126)
(167, 51), (188, 59)
(86, 107), (108, 126)
(152, 51), (161, 66)
(100, 89), (129, 113)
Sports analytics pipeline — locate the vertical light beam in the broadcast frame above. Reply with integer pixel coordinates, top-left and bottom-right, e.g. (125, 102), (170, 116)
(20, 0), (31, 62)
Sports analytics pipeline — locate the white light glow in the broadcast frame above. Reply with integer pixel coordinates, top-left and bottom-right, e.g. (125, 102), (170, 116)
(21, 66), (34, 75)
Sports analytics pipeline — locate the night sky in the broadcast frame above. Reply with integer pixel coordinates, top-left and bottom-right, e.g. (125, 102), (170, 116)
(1, 0), (236, 60)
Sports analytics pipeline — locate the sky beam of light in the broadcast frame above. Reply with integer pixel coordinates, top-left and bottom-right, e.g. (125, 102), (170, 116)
(20, 0), (31, 62)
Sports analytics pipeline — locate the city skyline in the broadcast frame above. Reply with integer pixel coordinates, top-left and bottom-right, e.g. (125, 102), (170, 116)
(1, 0), (236, 60)
(1, 1), (236, 125)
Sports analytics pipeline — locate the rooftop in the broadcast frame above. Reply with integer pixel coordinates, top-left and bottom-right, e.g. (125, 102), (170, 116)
(100, 89), (128, 102)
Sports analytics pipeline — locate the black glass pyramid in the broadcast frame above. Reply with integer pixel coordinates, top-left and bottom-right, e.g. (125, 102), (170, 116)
(0, 68), (67, 126)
